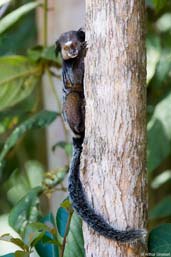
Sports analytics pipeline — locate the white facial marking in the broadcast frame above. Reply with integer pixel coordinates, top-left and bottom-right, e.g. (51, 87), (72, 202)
(65, 41), (72, 47)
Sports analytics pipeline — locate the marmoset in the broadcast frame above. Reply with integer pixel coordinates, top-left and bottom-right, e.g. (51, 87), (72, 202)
(55, 29), (145, 242)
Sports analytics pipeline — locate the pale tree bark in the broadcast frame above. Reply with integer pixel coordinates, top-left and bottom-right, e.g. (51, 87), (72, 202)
(82, 0), (147, 256)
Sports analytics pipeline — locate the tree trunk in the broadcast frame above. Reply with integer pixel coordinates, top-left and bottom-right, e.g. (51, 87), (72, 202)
(82, 0), (147, 256)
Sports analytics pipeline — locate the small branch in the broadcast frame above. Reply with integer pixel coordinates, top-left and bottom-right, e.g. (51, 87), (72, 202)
(60, 211), (73, 257)
(43, 0), (48, 47)
(46, 68), (61, 111)
(46, 68), (69, 145)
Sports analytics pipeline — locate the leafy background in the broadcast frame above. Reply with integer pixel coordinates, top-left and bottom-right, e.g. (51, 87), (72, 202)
(0, 0), (171, 256)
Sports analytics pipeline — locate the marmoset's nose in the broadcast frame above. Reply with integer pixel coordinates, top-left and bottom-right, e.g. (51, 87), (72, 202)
(70, 48), (78, 56)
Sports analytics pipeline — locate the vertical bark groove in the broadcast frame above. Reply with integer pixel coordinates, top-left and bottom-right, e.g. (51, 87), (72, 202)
(82, 0), (147, 256)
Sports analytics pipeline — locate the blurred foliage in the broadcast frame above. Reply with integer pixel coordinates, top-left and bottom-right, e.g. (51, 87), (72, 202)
(0, 1), (83, 257)
(0, 0), (171, 256)
(146, 0), (171, 255)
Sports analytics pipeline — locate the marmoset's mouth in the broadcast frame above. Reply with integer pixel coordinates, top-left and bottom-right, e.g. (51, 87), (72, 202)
(68, 53), (78, 58)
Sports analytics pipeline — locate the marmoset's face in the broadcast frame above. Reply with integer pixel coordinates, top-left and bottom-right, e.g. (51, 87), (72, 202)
(61, 39), (81, 60)
(56, 30), (85, 60)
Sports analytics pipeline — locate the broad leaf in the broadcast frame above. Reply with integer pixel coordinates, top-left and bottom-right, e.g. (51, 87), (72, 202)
(25, 160), (44, 188)
(152, 0), (168, 11)
(27, 46), (43, 62)
(0, 2), (40, 34)
(27, 45), (61, 66)
(7, 161), (44, 205)
(0, 56), (42, 111)
(6, 169), (30, 205)
(63, 213), (85, 257)
(151, 170), (171, 189)
(56, 206), (85, 257)
(149, 196), (171, 219)
(9, 187), (42, 236)
(155, 51), (171, 86)
(23, 223), (47, 248)
(0, 234), (28, 251)
(147, 93), (171, 172)
(0, 3), (37, 56)
(156, 13), (171, 32)
(56, 207), (69, 238)
(148, 224), (171, 255)
(146, 34), (161, 84)
(147, 119), (170, 172)
(0, 111), (58, 167)
(35, 213), (59, 257)
(41, 46), (61, 64)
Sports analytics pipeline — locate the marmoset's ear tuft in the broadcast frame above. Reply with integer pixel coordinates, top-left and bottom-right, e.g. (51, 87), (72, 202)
(55, 40), (61, 56)
(77, 28), (85, 42)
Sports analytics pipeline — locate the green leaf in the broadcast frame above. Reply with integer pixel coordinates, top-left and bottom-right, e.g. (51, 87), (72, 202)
(27, 46), (43, 62)
(60, 199), (72, 212)
(0, 56), (42, 111)
(6, 161), (44, 205)
(0, 234), (29, 251)
(52, 141), (72, 157)
(0, 3), (37, 56)
(35, 213), (59, 257)
(41, 46), (61, 65)
(152, 0), (168, 11)
(9, 187), (42, 236)
(0, 2), (40, 34)
(147, 119), (170, 172)
(155, 52), (171, 86)
(25, 160), (44, 188)
(15, 251), (29, 257)
(0, 111), (58, 167)
(151, 170), (171, 189)
(148, 224), (171, 255)
(56, 205), (84, 257)
(56, 207), (69, 238)
(156, 13), (171, 32)
(146, 34), (161, 84)
(149, 196), (171, 219)
(147, 93), (171, 172)
(27, 45), (61, 66)
(63, 213), (85, 257)
(6, 169), (30, 205)
(23, 223), (47, 247)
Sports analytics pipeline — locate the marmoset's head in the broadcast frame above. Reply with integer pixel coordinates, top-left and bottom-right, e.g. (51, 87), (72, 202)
(55, 29), (85, 60)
